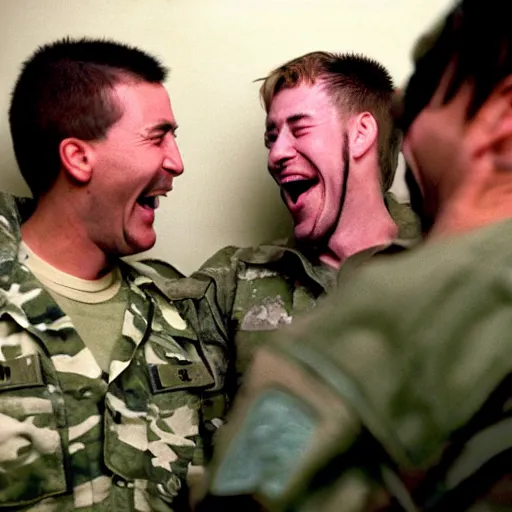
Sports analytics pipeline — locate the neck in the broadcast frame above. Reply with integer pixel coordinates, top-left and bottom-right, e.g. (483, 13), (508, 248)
(318, 197), (397, 269)
(21, 193), (113, 280)
(429, 180), (512, 240)
(317, 156), (399, 269)
(317, 154), (399, 269)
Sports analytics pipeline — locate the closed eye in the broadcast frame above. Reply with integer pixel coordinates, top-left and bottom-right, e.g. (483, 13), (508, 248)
(151, 129), (178, 146)
(151, 135), (165, 146)
(292, 126), (310, 138)
(264, 132), (277, 149)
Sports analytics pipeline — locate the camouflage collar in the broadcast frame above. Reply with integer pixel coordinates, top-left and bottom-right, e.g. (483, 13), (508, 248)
(236, 238), (337, 294)
(336, 239), (415, 287)
(235, 237), (295, 265)
(125, 259), (210, 301)
(384, 191), (422, 243)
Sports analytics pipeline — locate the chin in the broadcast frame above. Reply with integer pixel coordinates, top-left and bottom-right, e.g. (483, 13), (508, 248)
(294, 226), (316, 243)
(293, 211), (329, 242)
(125, 231), (157, 256)
(295, 223), (333, 246)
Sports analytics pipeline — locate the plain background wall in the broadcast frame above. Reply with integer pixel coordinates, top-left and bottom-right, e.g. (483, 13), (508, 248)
(0, 0), (453, 274)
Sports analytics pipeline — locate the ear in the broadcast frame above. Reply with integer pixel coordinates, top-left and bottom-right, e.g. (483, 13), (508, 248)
(59, 138), (94, 184)
(347, 112), (378, 159)
(473, 76), (512, 167)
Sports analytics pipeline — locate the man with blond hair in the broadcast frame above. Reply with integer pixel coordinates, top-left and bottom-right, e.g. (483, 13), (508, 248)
(193, 51), (419, 394)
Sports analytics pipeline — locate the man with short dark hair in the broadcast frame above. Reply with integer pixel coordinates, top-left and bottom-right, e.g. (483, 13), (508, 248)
(0, 38), (224, 511)
(196, 1), (512, 510)
(194, 51), (419, 393)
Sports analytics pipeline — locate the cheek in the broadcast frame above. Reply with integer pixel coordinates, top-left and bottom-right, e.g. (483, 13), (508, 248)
(402, 128), (426, 191)
(407, 109), (451, 160)
(304, 129), (337, 157)
(403, 113), (432, 164)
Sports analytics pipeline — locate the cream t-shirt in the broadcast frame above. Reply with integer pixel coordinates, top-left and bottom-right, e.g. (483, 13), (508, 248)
(19, 241), (128, 372)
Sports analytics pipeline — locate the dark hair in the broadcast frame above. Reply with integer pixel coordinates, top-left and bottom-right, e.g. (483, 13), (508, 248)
(9, 37), (168, 198)
(402, 0), (512, 133)
(260, 51), (400, 191)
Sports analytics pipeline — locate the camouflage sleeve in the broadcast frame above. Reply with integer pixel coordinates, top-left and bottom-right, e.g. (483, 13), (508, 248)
(188, 245), (241, 407)
(172, 274), (237, 476)
(191, 246), (241, 324)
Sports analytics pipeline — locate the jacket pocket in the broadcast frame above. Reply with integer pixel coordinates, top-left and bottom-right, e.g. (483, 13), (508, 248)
(0, 352), (68, 507)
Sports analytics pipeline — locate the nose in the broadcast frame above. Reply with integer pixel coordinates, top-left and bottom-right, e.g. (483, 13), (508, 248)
(163, 136), (184, 177)
(268, 129), (296, 172)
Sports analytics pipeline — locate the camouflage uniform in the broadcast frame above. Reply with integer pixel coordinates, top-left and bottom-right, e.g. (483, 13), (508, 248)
(193, 193), (420, 392)
(199, 218), (512, 511)
(0, 193), (227, 511)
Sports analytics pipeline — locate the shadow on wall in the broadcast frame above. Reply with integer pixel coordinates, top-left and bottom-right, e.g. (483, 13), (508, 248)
(242, 177), (293, 244)
(0, 131), (30, 197)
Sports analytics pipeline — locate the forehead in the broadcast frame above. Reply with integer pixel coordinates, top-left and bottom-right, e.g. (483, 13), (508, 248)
(112, 81), (175, 128)
(266, 82), (340, 127)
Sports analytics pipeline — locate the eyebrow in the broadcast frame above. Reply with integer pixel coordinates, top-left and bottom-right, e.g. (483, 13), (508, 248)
(145, 122), (178, 136)
(265, 113), (313, 132)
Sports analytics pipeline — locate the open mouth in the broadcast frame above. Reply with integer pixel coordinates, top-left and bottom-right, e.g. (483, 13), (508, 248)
(281, 179), (317, 204)
(137, 195), (160, 210)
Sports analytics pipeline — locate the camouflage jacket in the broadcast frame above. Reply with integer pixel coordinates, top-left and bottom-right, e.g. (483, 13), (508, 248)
(193, 193), (420, 391)
(0, 193), (227, 511)
(199, 218), (512, 511)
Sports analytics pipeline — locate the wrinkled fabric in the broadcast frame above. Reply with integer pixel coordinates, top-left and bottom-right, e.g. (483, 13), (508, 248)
(192, 194), (420, 393)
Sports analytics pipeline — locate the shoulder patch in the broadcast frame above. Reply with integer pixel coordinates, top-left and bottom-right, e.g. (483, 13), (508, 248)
(211, 389), (316, 501)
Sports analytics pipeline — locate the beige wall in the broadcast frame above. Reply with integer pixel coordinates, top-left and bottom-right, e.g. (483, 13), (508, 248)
(0, 0), (452, 274)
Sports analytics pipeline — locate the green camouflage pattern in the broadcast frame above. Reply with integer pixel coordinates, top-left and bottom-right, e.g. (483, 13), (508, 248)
(0, 192), (228, 511)
(193, 237), (335, 392)
(192, 192), (420, 392)
(199, 218), (512, 511)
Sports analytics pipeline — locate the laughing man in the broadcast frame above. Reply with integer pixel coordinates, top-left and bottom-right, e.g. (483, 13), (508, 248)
(0, 38), (225, 510)
(193, 52), (420, 393)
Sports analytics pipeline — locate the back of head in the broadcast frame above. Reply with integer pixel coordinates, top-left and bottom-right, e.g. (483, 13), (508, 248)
(260, 51), (400, 191)
(9, 38), (168, 200)
(402, 0), (512, 135)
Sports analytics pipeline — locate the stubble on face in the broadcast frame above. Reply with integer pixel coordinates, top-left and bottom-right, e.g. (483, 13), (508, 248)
(308, 131), (350, 246)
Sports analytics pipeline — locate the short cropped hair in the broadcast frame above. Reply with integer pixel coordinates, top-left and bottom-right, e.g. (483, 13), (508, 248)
(9, 37), (168, 198)
(259, 51), (400, 191)
(402, 0), (512, 134)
